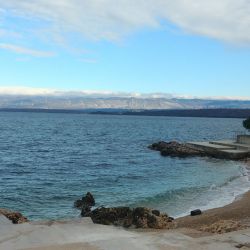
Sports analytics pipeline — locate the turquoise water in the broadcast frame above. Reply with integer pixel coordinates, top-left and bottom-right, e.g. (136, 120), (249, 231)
(0, 112), (249, 220)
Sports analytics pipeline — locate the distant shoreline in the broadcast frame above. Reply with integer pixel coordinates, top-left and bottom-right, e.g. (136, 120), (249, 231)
(0, 108), (250, 118)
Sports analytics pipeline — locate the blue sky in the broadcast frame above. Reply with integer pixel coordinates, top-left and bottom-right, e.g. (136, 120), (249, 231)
(1, 1), (250, 98)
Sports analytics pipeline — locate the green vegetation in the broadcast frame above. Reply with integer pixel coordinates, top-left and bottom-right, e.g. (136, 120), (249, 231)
(243, 117), (250, 131)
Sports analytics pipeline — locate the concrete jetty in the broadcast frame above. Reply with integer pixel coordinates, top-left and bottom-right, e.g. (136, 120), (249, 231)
(188, 135), (250, 160)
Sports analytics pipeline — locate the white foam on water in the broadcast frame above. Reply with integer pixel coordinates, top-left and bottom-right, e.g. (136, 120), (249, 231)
(175, 164), (250, 218)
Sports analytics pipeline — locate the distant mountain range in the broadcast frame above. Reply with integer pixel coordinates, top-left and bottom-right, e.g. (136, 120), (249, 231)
(0, 94), (250, 110)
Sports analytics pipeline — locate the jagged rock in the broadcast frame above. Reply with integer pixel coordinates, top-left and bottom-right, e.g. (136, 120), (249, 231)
(149, 141), (204, 157)
(86, 207), (132, 227)
(0, 208), (28, 224)
(74, 192), (95, 210)
(83, 192), (95, 206)
(82, 206), (174, 229)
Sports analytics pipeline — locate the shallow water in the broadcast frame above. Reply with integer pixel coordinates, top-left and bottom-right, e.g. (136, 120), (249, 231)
(0, 112), (249, 220)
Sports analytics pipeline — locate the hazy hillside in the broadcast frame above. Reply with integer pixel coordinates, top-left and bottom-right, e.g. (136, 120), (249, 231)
(0, 94), (250, 110)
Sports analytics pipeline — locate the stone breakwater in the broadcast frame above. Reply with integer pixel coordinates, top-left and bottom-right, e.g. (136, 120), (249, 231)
(149, 141), (205, 157)
(149, 140), (250, 160)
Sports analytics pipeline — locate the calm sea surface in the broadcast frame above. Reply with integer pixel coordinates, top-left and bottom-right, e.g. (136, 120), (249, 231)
(0, 112), (249, 220)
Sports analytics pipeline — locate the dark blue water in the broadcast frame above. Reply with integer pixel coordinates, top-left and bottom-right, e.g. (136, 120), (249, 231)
(0, 112), (249, 220)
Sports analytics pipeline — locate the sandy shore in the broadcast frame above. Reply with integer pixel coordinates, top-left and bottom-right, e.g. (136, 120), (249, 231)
(175, 190), (250, 233)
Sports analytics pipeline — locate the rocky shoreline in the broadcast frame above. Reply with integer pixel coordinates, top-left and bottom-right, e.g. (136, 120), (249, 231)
(2, 191), (250, 250)
(73, 192), (174, 229)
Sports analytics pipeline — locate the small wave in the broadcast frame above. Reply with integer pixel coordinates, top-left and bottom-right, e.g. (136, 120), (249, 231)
(130, 165), (250, 218)
(129, 186), (207, 207)
(175, 168), (250, 218)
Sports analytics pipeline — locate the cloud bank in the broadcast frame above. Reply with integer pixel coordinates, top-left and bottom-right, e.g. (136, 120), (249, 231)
(0, 86), (250, 101)
(0, 0), (250, 44)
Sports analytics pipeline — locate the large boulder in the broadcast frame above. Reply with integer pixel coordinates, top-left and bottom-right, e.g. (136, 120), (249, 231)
(82, 206), (174, 229)
(0, 208), (28, 224)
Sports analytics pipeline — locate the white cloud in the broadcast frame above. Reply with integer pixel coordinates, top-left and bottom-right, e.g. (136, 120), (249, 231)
(0, 43), (55, 57)
(0, 86), (57, 96)
(0, 86), (250, 100)
(0, 0), (250, 44)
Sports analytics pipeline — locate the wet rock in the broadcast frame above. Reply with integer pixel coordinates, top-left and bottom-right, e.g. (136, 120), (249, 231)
(191, 209), (202, 216)
(81, 205), (91, 217)
(0, 208), (28, 224)
(83, 206), (174, 229)
(83, 192), (95, 206)
(74, 192), (95, 210)
(149, 141), (204, 158)
(74, 200), (84, 209)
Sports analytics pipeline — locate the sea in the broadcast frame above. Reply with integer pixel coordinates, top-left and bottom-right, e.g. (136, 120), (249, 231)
(0, 111), (249, 220)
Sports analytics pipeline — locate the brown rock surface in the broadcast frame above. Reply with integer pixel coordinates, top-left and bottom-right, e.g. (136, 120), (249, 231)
(83, 206), (174, 229)
(0, 208), (28, 224)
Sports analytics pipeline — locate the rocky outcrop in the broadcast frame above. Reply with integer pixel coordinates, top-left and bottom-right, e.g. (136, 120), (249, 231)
(0, 208), (28, 224)
(149, 141), (205, 157)
(74, 192), (95, 214)
(82, 206), (174, 229)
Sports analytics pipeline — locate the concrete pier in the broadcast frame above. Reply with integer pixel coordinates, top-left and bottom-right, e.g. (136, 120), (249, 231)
(187, 135), (250, 160)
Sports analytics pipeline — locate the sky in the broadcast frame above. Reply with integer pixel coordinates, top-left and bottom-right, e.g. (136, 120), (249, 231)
(0, 0), (250, 98)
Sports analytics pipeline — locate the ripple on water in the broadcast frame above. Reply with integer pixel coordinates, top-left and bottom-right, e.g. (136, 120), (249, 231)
(0, 112), (248, 220)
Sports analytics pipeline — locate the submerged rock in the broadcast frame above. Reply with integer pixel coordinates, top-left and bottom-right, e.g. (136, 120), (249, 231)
(149, 141), (204, 157)
(0, 208), (28, 224)
(82, 206), (174, 229)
